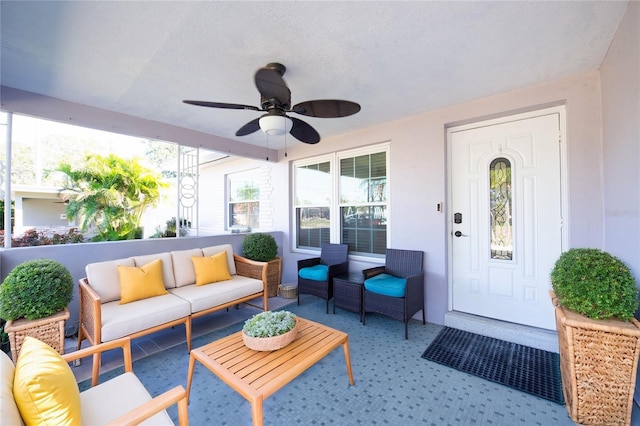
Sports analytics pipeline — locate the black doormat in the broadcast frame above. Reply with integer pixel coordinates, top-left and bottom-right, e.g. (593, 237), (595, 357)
(421, 327), (564, 405)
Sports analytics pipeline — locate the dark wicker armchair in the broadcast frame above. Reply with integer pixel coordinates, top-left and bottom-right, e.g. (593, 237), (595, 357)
(297, 243), (349, 313)
(362, 249), (425, 339)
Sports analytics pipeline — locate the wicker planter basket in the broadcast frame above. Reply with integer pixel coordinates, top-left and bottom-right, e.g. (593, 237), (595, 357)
(278, 285), (297, 299)
(552, 294), (640, 425)
(235, 256), (282, 298)
(4, 308), (70, 361)
(264, 258), (282, 298)
(242, 318), (299, 351)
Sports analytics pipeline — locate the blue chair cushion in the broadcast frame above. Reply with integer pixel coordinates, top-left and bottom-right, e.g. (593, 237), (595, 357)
(364, 273), (407, 297)
(298, 264), (329, 281)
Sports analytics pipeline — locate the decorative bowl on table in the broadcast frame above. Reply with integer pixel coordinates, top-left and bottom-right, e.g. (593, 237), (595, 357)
(242, 311), (299, 351)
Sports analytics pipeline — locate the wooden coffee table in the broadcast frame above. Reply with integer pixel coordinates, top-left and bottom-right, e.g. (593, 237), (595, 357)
(186, 317), (355, 426)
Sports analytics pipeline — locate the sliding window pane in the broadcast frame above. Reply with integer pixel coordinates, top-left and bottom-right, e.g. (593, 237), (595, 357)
(229, 201), (259, 228)
(341, 205), (387, 255)
(295, 162), (331, 206)
(297, 207), (330, 249)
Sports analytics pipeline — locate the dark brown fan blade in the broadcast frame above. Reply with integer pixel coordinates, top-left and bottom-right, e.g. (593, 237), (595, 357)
(255, 67), (291, 107)
(183, 100), (260, 111)
(289, 117), (320, 144)
(235, 118), (261, 136)
(291, 100), (360, 118)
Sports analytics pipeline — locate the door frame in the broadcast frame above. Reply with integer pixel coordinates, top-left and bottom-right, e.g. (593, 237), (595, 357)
(445, 106), (569, 315)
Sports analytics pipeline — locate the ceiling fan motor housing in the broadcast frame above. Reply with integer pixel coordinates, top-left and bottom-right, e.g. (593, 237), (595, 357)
(264, 62), (286, 76)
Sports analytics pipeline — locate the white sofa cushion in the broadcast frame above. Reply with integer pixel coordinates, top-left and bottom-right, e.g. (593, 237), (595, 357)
(171, 248), (203, 287)
(100, 294), (191, 342)
(80, 372), (172, 425)
(169, 275), (264, 313)
(202, 244), (237, 275)
(0, 351), (23, 425)
(86, 258), (135, 303)
(131, 252), (176, 289)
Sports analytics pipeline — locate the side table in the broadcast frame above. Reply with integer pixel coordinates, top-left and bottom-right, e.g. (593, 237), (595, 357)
(333, 272), (365, 321)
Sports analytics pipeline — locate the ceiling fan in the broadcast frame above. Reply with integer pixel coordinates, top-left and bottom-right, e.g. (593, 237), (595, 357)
(183, 62), (360, 144)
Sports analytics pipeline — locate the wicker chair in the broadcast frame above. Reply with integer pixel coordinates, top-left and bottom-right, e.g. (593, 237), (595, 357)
(362, 249), (425, 339)
(297, 243), (349, 313)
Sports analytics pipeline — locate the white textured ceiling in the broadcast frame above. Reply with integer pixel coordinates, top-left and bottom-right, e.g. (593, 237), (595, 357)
(0, 1), (629, 149)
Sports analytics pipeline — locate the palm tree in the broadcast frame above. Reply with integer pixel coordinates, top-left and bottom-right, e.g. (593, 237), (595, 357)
(56, 154), (166, 241)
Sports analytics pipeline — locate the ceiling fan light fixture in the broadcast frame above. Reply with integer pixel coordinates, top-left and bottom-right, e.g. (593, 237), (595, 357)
(259, 115), (293, 136)
(183, 62), (358, 144)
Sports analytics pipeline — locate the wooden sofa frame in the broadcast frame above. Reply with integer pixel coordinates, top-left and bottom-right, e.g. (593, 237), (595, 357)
(62, 337), (189, 425)
(77, 254), (269, 368)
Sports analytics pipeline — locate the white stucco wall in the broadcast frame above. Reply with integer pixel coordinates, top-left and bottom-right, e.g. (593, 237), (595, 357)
(2, 56), (622, 333)
(199, 159), (277, 234)
(598, 2), (640, 403)
(274, 70), (604, 325)
(1, 70), (606, 329)
(601, 1), (640, 280)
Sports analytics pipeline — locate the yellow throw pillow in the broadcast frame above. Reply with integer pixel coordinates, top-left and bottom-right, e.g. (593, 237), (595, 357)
(192, 251), (232, 286)
(118, 258), (168, 304)
(13, 336), (81, 426)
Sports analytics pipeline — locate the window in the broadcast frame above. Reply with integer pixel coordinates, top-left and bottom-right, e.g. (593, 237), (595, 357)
(0, 112), (185, 243)
(293, 144), (389, 256)
(340, 151), (387, 255)
(294, 160), (331, 249)
(228, 169), (260, 229)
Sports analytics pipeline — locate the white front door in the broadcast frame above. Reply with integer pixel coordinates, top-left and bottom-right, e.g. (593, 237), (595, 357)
(448, 108), (565, 330)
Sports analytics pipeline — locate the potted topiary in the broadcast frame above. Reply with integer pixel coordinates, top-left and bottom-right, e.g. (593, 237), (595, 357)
(241, 233), (282, 298)
(0, 259), (73, 360)
(550, 248), (640, 426)
(242, 310), (298, 351)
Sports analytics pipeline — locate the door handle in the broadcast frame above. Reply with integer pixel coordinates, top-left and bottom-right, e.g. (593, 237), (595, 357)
(454, 231), (468, 237)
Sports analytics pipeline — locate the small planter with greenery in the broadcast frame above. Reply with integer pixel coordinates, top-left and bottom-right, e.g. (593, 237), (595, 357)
(241, 233), (282, 297)
(242, 311), (298, 351)
(0, 259), (74, 359)
(551, 248), (638, 320)
(242, 233), (278, 261)
(550, 248), (640, 425)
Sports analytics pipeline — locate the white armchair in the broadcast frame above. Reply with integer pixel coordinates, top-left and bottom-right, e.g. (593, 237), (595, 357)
(2, 336), (188, 425)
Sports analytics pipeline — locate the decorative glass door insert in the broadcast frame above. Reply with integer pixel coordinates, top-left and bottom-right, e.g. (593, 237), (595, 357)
(489, 157), (512, 260)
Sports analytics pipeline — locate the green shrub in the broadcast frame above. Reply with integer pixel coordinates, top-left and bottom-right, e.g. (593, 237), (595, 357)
(0, 228), (84, 247)
(51, 228), (85, 245)
(242, 233), (278, 261)
(551, 248), (639, 320)
(0, 259), (74, 321)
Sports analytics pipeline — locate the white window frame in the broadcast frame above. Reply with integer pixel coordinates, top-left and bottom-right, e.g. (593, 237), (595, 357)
(227, 168), (261, 231)
(292, 142), (390, 258)
(292, 154), (334, 252)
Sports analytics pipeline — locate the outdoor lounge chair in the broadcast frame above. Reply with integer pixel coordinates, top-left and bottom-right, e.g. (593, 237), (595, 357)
(362, 248), (425, 339)
(297, 243), (349, 313)
(3, 336), (188, 425)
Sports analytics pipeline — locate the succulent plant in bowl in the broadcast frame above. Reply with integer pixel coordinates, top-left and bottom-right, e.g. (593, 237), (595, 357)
(242, 311), (297, 337)
(242, 310), (298, 351)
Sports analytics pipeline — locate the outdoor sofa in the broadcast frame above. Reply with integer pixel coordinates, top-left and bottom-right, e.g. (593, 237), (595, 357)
(78, 243), (268, 378)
